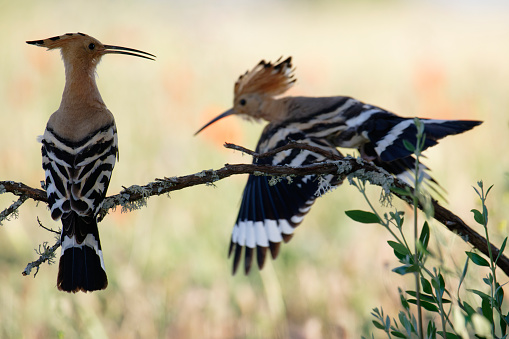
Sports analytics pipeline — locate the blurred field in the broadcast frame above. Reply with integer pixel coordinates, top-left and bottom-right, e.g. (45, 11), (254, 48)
(0, 0), (508, 338)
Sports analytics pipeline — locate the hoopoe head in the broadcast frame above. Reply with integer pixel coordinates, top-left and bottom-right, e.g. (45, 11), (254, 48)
(195, 57), (295, 135)
(26, 32), (155, 72)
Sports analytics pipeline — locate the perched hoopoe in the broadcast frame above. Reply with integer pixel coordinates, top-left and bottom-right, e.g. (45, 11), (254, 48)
(196, 57), (482, 275)
(27, 33), (155, 293)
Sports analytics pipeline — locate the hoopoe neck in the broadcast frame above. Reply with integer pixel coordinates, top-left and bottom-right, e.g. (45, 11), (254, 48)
(60, 62), (106, 110)
(48, 61), (114, 142)
(259, 97), (290, 123)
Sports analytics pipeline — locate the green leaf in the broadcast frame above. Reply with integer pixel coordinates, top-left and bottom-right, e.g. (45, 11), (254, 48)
(372, 320), (385, 330)
(496, 283), (504, 307)
(398, 311), (413, 333)
(421, 277), (433, 294)
(419, 132), (427, 149)
(458, 258), (469, 291)
(481, 297), (493, 324)
(390, 186), (412, 197)
(391, 331), (407, 338)
(345, 210), (380, 224)
(371, 307), (382, 318)
(462, 301), (476, 318)
(419, 221), (430, 250)
(407, 299), (439, 312)
(387, 241), (411, 256)
(437, 332), (461, 339)
(434, 273), (446, 298)
(406, 291), (434, 303)
(400, 292), (410, 310)
(473, 185), (481, 199)
(486, 184), (494, 197)
(482, 203), (488, 225)
(496, 237), (508, 264)
(393, 264), (419, 275)
(406, 291), (450, 304)
(419, 301), (440, 313)
(500, 314), (507, 336)
(468, 289), (492, 302)
(431, 275), (440, 291)
(466, 252), (490, 267)
(471, 209), (485, 225)
(504, 312), (509, 326)
(403, 139), (415, 152)
(392, 250), (408, 262)
(427, 320), (437, 337)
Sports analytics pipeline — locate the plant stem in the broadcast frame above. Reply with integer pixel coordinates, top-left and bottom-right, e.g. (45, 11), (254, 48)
(413, 118), (424, 339)
(478, 181), (498, 335)
(413, 185), (424, 339)
(357, 179), (402, 243)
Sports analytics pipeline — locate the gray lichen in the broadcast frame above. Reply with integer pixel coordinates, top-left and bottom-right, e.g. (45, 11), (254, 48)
(334, 159), (353, 176)
(119, 185), (150, 213)
(195, 170), (209, 178)
(196, 169), (220, 186)
(314, 174), (337, 197)
(347, 167), (395, 206)
(268, 176), (282, 186)
(0, 196), (27, 226)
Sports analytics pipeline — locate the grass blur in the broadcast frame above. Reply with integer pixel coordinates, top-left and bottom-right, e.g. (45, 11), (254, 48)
(0, 0), (508, 337)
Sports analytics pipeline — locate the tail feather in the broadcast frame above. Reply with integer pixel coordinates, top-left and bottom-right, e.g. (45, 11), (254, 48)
(57, 212), (107, 293)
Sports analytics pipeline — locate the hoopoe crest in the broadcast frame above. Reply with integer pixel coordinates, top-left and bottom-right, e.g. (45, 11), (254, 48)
(195, 57), (295, 134)
(28, 32), (154, 293)
(196, 56), (482, 275)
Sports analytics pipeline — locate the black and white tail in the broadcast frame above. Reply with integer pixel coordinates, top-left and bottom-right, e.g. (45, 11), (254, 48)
(41, 123), (117, 293)
(57, 212), (107, 292)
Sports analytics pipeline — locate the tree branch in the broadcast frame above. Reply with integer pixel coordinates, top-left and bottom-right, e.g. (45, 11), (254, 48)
(22, 238), (60, 277)
(1, 143), (507, 277)
(0, 195), (28, 225)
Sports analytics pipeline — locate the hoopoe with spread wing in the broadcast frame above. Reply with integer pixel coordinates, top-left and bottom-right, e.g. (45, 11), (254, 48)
(196, 57), (482, 275)
(27, 33), (155, 293)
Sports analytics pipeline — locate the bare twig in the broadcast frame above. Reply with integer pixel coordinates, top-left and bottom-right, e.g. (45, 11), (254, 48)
(22, 237), (60, 277)
(0, 195), (28, 225)
(37, 216), (59, 234)
(20, 218), (60, 277)
(224, 141), (344, 161)
(1, 142), (507, 277)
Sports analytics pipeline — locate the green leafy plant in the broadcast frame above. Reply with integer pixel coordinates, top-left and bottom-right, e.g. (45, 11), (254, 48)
(352, 119), (508, 338)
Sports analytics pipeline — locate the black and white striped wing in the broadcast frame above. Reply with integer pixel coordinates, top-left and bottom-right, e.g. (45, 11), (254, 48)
(41, 123), (117, 292)
(42, 123), (118, 220)
(229, 127), (342, 275)
(331, 101), (482, 178)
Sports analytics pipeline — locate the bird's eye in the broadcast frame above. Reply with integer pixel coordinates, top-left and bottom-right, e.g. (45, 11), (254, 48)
(239, 99), (246, 106)
(88, 43), (95, 50)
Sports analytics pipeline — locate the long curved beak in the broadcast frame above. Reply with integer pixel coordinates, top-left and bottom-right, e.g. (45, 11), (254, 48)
(103, 45), (156, 60)
(194, 109), (235, 135)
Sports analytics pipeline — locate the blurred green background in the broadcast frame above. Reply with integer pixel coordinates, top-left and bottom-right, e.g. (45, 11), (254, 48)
(0, 0), (508, 337)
